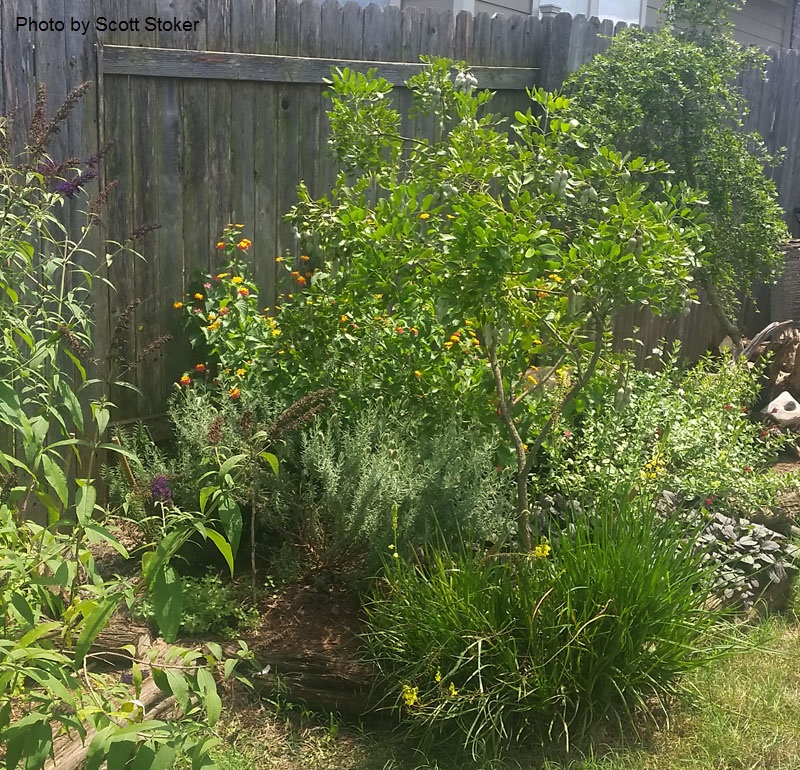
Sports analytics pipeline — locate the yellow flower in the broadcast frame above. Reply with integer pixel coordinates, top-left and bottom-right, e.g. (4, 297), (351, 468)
(401, 685), (419, 707)
(419, 212), (430, 220)
(444, 341), (454, 350)
(216, 272), (230, 279)
(194, 293), (204, 300)
(374, 293), (383, 300)
(300, 254), (310, 261)
(414, 370), (422, 379)
(527, 374), (538, 384)
(548, 273), (564, 283)
(276, 256), (284, 262)
(464, 319), (473, 326)
(216, 241), (225, 249)
(532, 540), (551, 559)
(448, 682), (458, 697)
(232, 276), (244, 284)
(173, 301), (184, 309)
(271, 328), (281, 337)
(236, 368), (246, 377)
(435, 670), (442, 683)
(340, 315), (349, 323)
(446, 214), (455, 219)
(237, 238), (252, 251)
(277, 349), (285, 354)
(207, 312), (217, 321)
(207, 321), (221, 330)
(235, 223), (244, 228)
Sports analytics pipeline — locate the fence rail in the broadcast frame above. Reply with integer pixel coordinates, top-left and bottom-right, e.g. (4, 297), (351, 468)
(1, 0), (799, 418)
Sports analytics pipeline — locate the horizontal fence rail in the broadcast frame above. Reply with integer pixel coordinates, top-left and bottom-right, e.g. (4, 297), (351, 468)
(101, 44), (540, 88)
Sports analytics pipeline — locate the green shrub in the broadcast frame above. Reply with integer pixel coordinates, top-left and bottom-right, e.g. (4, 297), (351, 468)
(363, 489), (728, 759)
(544, 354), (793, 510)
(538, 353), (800, 611)
(564, 2), (788, 347)
(134, 572), (260, 639)
(272, 410), (514, 573)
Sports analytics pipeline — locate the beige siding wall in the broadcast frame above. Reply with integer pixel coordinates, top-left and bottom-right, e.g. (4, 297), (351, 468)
(646, 0), (791, 48)
(402, 0), (453, 10)
(475, 0), (531, 14)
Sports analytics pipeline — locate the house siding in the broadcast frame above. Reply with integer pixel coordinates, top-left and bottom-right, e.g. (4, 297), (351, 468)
(646, 0), (792, 48)
(403, 0), (454, 10)
(475, 0), (531, 14)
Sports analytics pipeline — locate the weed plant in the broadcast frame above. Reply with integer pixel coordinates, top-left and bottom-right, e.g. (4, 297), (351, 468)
(134, 571), (260, 639)
(363, 487), (731, 759)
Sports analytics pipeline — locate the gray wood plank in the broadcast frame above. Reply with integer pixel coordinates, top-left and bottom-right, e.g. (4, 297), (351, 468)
(340, 1), (364, 61)
(316, 0), (343, 203)
(100, 0), (139, 419)
(540, 12), (573, 91)
(252, 0), (277, 305)
(101, 45), (538, 89)
(472, 12), (492, 66)
(276, 0), (302, 261)
(298, 0), (322, 203)
(453, 10), (472, 62)
(3, 0), (37, 150)
(130, 0), (163, 416)
(230, 0), (257, 255)
(206, 0), (233, 265)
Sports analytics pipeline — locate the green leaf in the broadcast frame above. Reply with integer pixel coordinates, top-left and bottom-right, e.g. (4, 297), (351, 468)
(152, 565), (183, 642)
(10, 593), (36, 628)
(205, 529), (234, 576)
(143, 528), (187, 588)
(22, 668), (75, 704)
(199, 485), (218, 514)
(4, 713), (52, 770)
(196, 667), (222, 726)
(84, 524), (129, 558)
(75, 595), (120, 665)
(18, 622), (60, 647)
(259, 451), (279, 477)
(41, 454), (68, 508)
(218, 453), (248, 478)
(218, 496), (242, 558)
(58, 379), (84, 432)
(165, 668), (190, 711)
(75, 484), (97, 527)
(93, 404), (110, 436)
(104, 739), (136, 770)
(134, 744), (176, 770)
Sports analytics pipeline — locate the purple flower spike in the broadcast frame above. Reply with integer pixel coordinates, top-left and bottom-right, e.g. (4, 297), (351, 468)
(151, 474), (172, 502)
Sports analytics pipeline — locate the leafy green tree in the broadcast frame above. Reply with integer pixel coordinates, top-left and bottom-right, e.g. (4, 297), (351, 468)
(286, 59), (706, 549)
(564, 0), (788, 349)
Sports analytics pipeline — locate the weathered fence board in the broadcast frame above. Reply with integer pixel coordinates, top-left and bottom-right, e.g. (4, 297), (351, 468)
(1, 1), (799, 418)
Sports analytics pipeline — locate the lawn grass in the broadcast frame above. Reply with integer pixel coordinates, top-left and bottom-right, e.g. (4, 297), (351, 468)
(209, 612), (800, 770)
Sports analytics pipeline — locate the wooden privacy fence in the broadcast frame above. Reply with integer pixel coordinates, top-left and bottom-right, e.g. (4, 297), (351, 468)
(1, 0), (799, 418)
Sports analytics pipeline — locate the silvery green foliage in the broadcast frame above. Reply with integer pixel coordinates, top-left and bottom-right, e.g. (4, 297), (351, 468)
(660, 491), (798, 611)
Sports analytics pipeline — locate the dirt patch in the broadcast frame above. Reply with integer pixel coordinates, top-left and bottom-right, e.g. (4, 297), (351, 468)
(244, 581), (364, 660)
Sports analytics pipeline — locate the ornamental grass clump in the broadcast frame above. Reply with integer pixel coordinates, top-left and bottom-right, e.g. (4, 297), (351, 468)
(363, 488), (729, 759)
